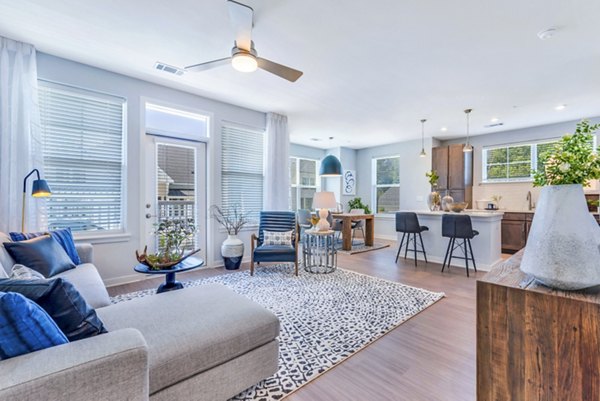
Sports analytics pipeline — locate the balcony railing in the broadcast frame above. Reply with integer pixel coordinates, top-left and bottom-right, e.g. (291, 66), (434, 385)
(157, 200), (196, 250)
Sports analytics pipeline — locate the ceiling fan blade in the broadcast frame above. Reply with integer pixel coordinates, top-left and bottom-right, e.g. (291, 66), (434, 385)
(257, 58), (303, 82)
(227, 0), (253, 51)
(184, 57), (231, 72)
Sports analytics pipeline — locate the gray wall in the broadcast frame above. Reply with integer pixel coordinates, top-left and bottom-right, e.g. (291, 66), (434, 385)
(439, 117), (600, 211)
(355, 138), (434, 213)
(290, 143), (325, 160)
(37, 52), (266, 286)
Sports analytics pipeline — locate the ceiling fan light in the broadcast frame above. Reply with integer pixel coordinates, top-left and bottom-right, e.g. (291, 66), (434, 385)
(231, 53), (257, 72)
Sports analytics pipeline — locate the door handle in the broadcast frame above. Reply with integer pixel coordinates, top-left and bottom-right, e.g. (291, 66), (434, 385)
(146, 213), (154, 219)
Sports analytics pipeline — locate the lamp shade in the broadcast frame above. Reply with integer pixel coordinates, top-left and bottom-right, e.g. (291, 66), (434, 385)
(313, 191), (337, 209)
(319, 155), (342, 176)
(31, 179), (51, 198)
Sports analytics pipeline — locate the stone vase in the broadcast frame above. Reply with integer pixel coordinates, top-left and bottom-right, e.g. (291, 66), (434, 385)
(221, 234), (244, 270)
(441, 192), (454, 212)
(521, 184), (600, 290)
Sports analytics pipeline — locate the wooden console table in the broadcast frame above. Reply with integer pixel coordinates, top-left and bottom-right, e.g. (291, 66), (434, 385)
(477, 251), (600, 400)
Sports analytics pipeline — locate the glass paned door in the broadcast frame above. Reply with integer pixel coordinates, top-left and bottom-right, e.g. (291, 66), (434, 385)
(144, 137), (206, 261)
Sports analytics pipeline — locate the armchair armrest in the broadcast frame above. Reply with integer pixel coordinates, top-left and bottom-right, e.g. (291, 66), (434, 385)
(251, 233), (258, 253)
(75, 243), (94, 264)
(0, 328), (148, 401)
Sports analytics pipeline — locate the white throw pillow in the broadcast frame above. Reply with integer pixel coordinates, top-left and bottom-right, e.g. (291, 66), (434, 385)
(263, 230), (294, 246)
(10, 264), (46, 280)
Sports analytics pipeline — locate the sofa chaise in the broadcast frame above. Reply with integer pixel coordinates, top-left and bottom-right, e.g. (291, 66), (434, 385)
(0, 233), (280, 401)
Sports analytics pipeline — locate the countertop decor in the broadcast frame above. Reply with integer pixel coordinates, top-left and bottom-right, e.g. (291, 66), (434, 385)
(521, 120), (600, 290)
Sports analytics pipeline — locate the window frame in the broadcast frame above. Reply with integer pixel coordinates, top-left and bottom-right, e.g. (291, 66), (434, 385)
(372, 155), (401, 214)
(289, 156), (320, 211)
(482, 136), (598, 183)
(38, 80), (128, 237)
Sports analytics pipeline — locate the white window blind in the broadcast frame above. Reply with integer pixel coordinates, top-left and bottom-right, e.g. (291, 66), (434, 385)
(221, 124), (264, 222)
(39, 82), (126, 232)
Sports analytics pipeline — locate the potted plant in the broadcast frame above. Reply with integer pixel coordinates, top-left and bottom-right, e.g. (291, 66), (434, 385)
(136, 218), (200, 270)
(347, 197), (372, 214)
(521, 120), (600, 290)
(210, 205), (251, 270)
(425, 170), (441, 211)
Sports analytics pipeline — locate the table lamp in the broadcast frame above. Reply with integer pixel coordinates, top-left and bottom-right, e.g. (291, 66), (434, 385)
(22, 168), (52, 231)
(313, 191), (337, 231)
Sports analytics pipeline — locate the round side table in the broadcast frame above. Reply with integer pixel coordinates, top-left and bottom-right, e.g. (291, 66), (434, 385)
(303, 229), (337, 274)
(134, 256), (205, 293)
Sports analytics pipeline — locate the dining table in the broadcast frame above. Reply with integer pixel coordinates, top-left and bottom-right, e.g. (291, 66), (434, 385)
(331, 213), (375, 251)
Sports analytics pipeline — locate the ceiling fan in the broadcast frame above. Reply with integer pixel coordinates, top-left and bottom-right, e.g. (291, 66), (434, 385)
(184, 0), (303, 82)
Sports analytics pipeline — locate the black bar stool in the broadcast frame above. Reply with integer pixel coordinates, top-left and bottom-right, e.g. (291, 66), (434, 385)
(441, 214), (478, 277)
(395, 212), (428, 266)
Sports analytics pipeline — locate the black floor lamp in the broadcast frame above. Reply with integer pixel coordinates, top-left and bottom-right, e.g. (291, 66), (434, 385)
(22, 168), (51, 232)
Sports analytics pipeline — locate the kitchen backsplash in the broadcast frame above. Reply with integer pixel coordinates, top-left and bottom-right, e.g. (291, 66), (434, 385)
(473, 180), (599, 211)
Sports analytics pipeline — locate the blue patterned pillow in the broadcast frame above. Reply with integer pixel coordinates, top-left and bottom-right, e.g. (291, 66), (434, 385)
(0, 291), (68, 359)
(10, 228), (81, 265)
(263, 230), (294, 246)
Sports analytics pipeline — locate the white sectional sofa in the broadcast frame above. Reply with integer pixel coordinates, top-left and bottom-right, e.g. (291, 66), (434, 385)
(0, 234), (280, 401)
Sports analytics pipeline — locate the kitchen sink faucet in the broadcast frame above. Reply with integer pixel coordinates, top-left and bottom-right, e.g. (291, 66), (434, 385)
(526, 191), (535, 211)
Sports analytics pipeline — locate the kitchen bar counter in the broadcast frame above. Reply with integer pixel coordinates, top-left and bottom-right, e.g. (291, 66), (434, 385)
(399, 210), (503, 270)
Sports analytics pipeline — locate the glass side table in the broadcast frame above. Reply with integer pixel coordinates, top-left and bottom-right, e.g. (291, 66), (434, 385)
(303, 229), (337, 274)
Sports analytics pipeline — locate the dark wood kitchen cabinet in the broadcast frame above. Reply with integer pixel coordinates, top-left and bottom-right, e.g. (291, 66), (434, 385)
(431, 144), (473, 207)
(431, 146), (449, 189)
(501, 212), (533, 253)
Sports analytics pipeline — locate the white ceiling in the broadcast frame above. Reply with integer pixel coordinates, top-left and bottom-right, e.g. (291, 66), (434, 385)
(0, 0), (599, 149)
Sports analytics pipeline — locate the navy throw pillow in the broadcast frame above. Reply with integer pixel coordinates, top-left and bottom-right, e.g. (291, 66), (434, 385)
(0, 291), (68, 359)
(9, 228), (81, 265)
(0, 278), (107, 342)
(3, 235), (76, 277)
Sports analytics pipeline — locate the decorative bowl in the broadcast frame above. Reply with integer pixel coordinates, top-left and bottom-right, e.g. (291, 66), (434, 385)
(447, 202), (469, 213)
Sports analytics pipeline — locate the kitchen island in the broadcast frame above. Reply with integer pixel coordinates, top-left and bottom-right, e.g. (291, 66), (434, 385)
(398, 210), (504, 270)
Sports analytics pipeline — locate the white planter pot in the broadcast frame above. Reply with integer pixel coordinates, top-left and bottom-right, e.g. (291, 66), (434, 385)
(521, 184), (600, 290)
(221, 235), (244, 270)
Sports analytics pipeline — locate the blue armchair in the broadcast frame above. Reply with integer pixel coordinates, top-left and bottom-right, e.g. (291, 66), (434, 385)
(251, 211), (299, 276)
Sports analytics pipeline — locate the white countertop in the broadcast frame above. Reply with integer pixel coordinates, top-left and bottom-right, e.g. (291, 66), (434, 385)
(409, 209), (505, 218)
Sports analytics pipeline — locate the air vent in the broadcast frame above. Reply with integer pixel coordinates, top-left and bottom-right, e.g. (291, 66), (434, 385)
(484, 122), (504, 128)
(154, 62), (185, 76)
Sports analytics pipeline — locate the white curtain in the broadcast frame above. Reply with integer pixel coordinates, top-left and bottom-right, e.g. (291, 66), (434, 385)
(0, 37), (44, 232)
(263, 112), (290, 210)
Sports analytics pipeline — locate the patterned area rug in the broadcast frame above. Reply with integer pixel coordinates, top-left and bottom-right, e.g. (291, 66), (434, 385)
(111, 266), (444, 400)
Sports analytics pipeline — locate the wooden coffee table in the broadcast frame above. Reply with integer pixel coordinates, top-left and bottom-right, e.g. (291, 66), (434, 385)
(134, 256), (204, 293)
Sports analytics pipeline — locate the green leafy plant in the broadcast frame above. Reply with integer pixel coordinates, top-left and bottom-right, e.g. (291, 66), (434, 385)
(425, 170), (440, 187)
(136, 218), (198, 270)
(347, 197), (372, 214)
(533, 120), (600, 187)
(153, 218), (196, 259)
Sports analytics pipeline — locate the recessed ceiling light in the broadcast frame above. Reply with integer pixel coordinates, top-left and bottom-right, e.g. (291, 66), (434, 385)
(555, 104), (567, 111)
(310, 138), (322, 142)
(440, 127), (448, 132)
(537, 27), (558, 40)
(491, 117), (499, 123)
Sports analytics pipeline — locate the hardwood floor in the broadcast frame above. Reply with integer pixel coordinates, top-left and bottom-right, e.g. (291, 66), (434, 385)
(109, 240), (482, 401)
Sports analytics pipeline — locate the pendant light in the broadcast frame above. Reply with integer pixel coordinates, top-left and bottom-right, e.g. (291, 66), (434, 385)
(319, 154), (343, 176)
(463, 108), (473, 152)
(419, 119), (427, 157)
